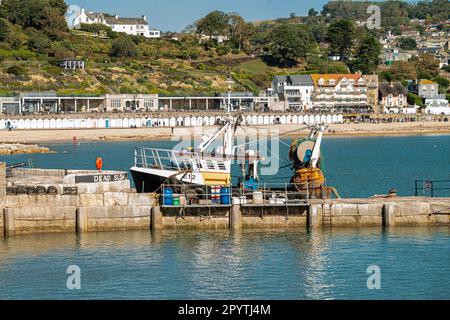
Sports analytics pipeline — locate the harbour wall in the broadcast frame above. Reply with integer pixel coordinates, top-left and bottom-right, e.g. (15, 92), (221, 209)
(1, 165), (449, 237)
(2, 195), (449, 237)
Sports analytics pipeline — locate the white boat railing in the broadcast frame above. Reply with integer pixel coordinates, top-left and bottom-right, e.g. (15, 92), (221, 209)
(134, 147), (198, 171)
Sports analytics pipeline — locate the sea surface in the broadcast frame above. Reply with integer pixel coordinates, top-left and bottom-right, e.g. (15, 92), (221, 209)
(2, 134), (450, 198)
(0, 228), (449, 300)
(0, 135), (449, 299)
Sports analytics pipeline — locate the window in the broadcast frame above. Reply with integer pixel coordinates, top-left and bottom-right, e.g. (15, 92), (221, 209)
(144, 99), (153, 110)
(206, 160), (215, 170)
(217, 162), (226, 170)
(111, 99), (121, 109)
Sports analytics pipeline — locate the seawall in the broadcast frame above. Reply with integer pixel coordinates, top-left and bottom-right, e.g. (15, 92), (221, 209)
(2, 195), (449, 237)
(1, 164), (449, 237)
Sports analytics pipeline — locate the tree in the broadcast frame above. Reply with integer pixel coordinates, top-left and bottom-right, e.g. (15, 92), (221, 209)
(351, 33), (381, 74)
(110, 36), (138, 58)
(319, 61), (349, 74)
(308, 8), (318, 17)
(0, 18), (9, 41)
(265, 24), (316, 67)
(0, 0), (68, 39)
(434, 76), (449, 93)
(27, 28), (51, 52)
(412, 54), (440, 78)
(196, 10), (228, 39)
(326, 19), (356, 61)
(227, 13), (254, 51)
(407, 93), (424, 107)
(399, 37), (417, 50)
(390, 61), (417, 81)
(39, 7), (69, 40)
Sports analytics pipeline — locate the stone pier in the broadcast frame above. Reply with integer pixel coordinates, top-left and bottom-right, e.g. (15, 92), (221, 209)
(0, 165), (449, 236)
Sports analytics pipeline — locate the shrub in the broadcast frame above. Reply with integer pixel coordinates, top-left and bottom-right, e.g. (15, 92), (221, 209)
(407, 92), (424, 107)
(6, 65), (26, 77)
(110, 36), (138, 57)
(216, 45), (231, 56)
(0, 18), (9, 42)
(27, 31), (51, 52)
(319, 61), (349, 74)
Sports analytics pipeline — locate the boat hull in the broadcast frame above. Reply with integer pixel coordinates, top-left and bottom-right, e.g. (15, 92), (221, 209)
(130, 167), (200, 193)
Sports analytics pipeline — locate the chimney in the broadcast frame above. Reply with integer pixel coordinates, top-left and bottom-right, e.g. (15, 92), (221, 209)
(142, 15), (147, 21)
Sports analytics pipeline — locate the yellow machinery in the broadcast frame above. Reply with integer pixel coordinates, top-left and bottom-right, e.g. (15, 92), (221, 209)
(289, 125), (338, 198)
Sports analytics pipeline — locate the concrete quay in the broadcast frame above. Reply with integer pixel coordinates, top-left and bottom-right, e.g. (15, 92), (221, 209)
(1, 163), (449, 237)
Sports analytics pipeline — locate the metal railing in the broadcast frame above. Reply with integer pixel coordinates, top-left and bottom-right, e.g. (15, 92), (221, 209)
(415, 180), (450, 197)
(134, 147), (198, 171)
(159, 182), (340, 208)
(160, 184), (233, 208)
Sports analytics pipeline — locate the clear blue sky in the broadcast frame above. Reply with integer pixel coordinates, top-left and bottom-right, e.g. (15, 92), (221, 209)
(69, 0), (329, 32)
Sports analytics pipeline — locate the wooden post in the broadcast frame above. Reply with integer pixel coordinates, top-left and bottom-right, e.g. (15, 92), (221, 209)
(151, 206), (163, 230)
(229, 204), (242, 231)
(3, 208), (15, 237)
(76, 208), (88, 234)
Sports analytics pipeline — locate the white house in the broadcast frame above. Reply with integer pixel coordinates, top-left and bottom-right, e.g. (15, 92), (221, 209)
(73, 8), (160, 38)
(424, 98), (450, 115)
(271, 75), (314, 111)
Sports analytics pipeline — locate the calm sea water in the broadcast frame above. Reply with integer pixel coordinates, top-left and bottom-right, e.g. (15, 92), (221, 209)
(0, 135), (449, 299)
(1, 135), (450, 197)
(0, 228), (449, 300)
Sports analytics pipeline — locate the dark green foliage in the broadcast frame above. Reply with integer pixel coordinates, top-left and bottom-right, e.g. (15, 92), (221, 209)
(399, 37), (417, 50)
(6, 64), (26, 76)
(26, 29), (51, 52)
(0, 0), (68, 40)
(110, 36), (138, 57)
(326, 19), (356, 61)
(407, 92), (424, 107)
(434, 76), (449, 93)
(319, 61), (349, 74)
(0, 18), (9, 41)
(216, 46), (230, 56)
(196, 10), (228, 38)
(351, 33), (381, 74)
(265, 24), (316, 67)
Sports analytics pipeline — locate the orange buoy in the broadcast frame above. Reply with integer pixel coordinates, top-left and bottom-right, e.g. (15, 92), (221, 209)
(96, 157), (103, 172)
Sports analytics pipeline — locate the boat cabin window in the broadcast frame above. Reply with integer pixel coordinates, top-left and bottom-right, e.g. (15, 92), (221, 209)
(217, 161), (226, 170)
(206, 160), (215, 170)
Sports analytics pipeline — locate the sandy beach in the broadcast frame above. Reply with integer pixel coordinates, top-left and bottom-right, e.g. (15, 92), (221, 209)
(1, 121), (450, 144)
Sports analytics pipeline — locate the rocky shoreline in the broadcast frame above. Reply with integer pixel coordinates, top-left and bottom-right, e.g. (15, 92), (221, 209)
(0, 144), (54, 155)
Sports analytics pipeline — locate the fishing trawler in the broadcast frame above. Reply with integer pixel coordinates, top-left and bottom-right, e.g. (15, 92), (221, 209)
(130, 115), (260, 193)
(129, 114), (335, 199)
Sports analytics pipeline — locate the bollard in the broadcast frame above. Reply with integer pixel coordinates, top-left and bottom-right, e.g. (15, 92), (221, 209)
(307, 204), (321, 228)
(151, 206), (163, 230)
(382, 203), (396, 227)
(3, 208), (15, 237)
(229, 204), (242, 231)
(76, 207), (89, 234)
